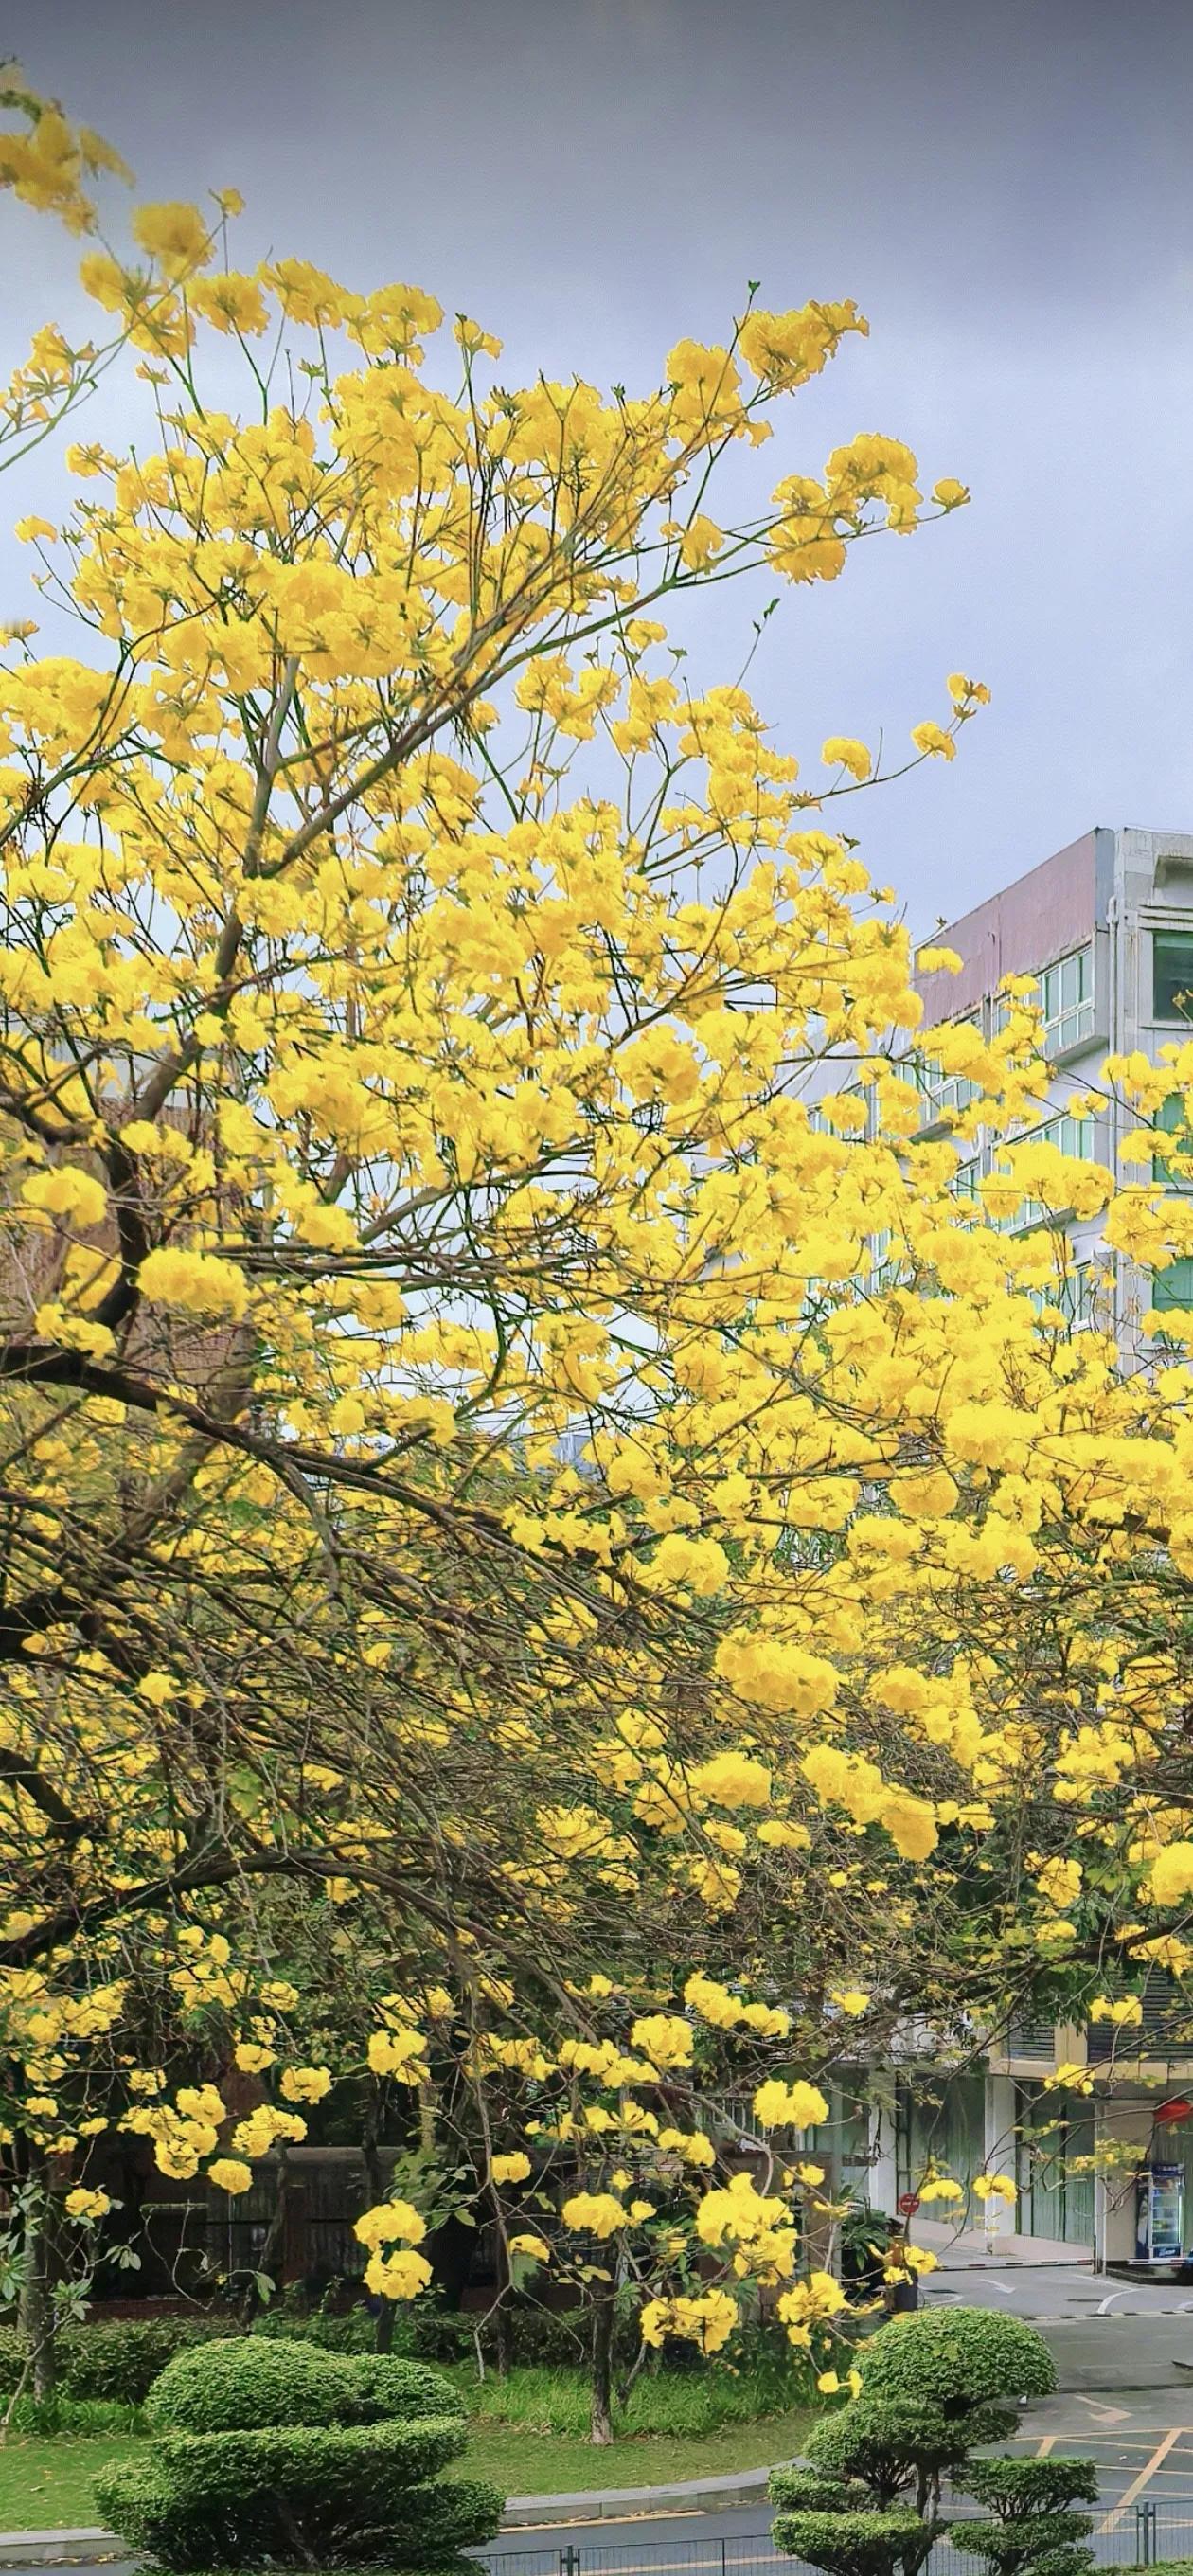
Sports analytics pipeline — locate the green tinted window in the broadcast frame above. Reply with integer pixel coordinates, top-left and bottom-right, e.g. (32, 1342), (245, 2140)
(1153, 934), (1193, 1022)
(1151, 1256), (1193, 1311)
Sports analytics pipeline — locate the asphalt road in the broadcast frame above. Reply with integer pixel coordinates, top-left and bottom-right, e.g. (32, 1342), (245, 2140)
(476, 2391), (1193, 2570)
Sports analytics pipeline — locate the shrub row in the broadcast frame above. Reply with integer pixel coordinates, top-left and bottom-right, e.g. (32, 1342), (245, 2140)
(0, 2308), (379, 2404)
(0, 2290), (817, 2406)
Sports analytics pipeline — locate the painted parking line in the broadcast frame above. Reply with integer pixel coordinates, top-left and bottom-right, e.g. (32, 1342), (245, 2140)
(1036, 2436), (1057, 2458)
(1098, 2428), (1186, 2532)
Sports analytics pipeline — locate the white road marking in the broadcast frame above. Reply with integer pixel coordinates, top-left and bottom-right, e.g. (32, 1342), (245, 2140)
(984, 2278), (1014, 2295)
(1075, 2398), (1131, 2423)
(1096, 2293), (1122, 2314)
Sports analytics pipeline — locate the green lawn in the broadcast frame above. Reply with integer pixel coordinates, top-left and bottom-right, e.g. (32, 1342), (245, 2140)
(0, 2433), (127, 2530)
(464, 2406), (812, 2495)
(0, 2406), (813, 2529)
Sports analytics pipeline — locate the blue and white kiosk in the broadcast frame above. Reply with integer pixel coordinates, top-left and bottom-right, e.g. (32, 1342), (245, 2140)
(1134, 2163), (1185, 2265)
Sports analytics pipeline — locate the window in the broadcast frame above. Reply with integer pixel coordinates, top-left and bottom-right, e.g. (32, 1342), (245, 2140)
(1038, 1112), (1095, 1162)
(951, 1158), (979, 1201)
(1153, 933), (1193, 1023)
(1151, 1256), (1193, 1313)
(996, 1111), (1096, 1233)
(1153, 1093), (1193, 1190)
(1059, 1262), (1098, 1331)
(1038, 947), (1094, 1055)
(914, 1015), (980, 1123)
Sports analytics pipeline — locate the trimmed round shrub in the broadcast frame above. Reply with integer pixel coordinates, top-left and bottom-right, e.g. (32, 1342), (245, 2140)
(97, 2335), (500, 2573)
(961, 2461), (1098, 2513)
(856, 2307), (1056, 2412)
(955, 2453), (1098, 2576)
(147, 2336), (357, 2432)
(771, 2470), (869, 2513)
(772, 2508), (926, 2576)
(808, 2397), (980, 2494)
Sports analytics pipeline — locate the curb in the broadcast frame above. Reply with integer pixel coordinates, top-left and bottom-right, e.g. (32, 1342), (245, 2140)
(0, 2536), (125, 2568)
(499, 2460), (797, 2527)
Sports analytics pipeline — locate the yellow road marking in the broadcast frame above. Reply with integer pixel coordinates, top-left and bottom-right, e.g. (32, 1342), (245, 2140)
(1099, 2425), (1186, 2531)
(1036, 2436), (1057, 2458)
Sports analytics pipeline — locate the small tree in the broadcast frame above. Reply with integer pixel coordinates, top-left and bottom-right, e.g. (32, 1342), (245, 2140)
(95, 2339), (503, 2573)
(772, 2308), (1059, 2576)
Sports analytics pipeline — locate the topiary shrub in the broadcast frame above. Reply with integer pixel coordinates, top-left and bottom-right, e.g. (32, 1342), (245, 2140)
(856, 2307), (1057, 2413)
(772, 2510), (927, 2576)
(955, 2456), (1098, 2576)
(95, 2335), (503, 2571)
(773, 2308), (1058, 2576)
(806, 2397), (995, 2507)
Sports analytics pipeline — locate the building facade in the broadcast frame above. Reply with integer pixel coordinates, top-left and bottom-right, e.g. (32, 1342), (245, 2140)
(845, 829), (1193, 2267)
(914, 824), (1193, 1335)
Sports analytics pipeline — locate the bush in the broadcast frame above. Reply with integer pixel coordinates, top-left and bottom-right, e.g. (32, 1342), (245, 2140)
(147, 2337), (363, 2433)
(771, 2509), (926, 2576)
(770, 2471), (869, 2513)
(856, 2307), (1057, 2412)
(97, 2334), (503, 2573)
(955, 2456), (1098, 2576)
(0, 2316), (221, 2405)
(807, 2399), (986, 2502)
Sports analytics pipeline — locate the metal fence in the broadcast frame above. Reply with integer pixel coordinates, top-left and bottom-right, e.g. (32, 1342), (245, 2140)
(478, 2509), (1193, 2576)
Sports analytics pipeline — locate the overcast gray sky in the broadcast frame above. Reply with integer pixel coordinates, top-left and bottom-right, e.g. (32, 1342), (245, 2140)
(4, 0), (1192, 932)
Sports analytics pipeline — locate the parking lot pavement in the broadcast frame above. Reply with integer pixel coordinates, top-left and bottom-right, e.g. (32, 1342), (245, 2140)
(923, 2261), (1193, 2319)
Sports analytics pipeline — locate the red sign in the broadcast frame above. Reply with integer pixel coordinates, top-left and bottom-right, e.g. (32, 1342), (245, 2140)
(1157, 2098), (1193, 2125)
(898, 2192), (920, 2215)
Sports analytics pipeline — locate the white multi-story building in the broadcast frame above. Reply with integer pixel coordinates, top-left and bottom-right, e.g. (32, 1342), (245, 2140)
(834, 828), (1193, 2267)
(914, 824), (1193, 1335)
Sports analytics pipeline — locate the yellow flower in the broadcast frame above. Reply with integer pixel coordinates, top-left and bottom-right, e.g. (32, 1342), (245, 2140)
(631, 2013), (694, 2069)
(132, 200), (213, 277)
(366, 2028), (427, 2081)
(64, 2187), (111, 2221)
(490, 2152), (531, 2185)
(354, 2198), (426, 2250)
(911, 719), (956, 761)
(821, 736), (870, 780)
(279, 2066), (332, 2104)
(752, 2079), (829, 2130)
(21, 1167), (106, 1228)
(207, 2158), (253, 2196)
(561, 2191), (629, 2239)
(363, 2248), (433, 2300)
(139, 1247), (248, 1320)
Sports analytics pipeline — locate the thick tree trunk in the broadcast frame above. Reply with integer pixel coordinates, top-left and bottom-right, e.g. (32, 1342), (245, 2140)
(19, 2159), (56, 2403)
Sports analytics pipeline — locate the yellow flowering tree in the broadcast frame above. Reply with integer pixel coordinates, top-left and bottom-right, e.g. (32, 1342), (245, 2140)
(8, 75), (1193, 2388)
